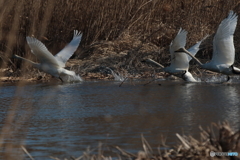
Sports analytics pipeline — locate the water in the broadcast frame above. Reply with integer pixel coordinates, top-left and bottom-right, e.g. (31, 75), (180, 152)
(0, 80), (240, 159)
(61, 72), (83, 82)
(106, 67), (126, 81)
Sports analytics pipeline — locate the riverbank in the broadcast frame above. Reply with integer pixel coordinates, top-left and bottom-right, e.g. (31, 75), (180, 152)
(0, 36), (206, 83)
(1, 1), (240, 83)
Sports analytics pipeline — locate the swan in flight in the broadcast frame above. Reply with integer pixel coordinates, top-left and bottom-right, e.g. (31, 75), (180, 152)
(177, 11), (240, 81)
(144, 28), (206, 82)
(14, 30), (83, 82)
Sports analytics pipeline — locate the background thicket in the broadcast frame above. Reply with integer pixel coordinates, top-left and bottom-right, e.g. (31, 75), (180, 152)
(0, 0), (240, 77)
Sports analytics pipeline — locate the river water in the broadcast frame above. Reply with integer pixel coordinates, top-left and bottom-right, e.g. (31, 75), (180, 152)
(0, 79), (240, 159)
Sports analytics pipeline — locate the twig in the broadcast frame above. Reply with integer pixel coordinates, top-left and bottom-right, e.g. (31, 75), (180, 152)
(141, 134), (153, 157)
(75, 146), (99, 160)
(21, 146), (35, 160)
(115, 146), (136, 158)
(143, 77), (162, 86)
(118, 77), (128, 87)
(49, 157), (60, 160)
(176, 133), (191, 150)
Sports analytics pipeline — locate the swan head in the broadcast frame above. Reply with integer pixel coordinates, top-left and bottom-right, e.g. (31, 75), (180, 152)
(181, 71), (197, 82)
(231, 65), (240, 74)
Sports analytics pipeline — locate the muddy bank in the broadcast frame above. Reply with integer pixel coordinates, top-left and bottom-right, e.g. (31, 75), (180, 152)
(1, 0), (240, 83)
(0, 35), (232, 83)
(1, 37), (170, 83)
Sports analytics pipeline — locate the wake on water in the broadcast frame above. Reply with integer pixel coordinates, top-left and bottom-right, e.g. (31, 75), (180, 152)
(61, 74), (83, 82)
(201, 75), (240, 83)
(106, 67), (126, 81)
(60, 66), (126, 82)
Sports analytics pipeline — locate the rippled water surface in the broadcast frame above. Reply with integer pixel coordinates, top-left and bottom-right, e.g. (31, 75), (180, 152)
(0, 80), (240, 159)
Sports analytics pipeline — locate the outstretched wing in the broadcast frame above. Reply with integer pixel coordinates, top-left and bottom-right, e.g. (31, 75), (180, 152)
(55, 30), (82, 67)
(212, 10), (237, 65)
(187, 35), (208, 62)
(169, 28), (189, 70)
(26, 37), (60, 67)
(169, 28), (187, 57)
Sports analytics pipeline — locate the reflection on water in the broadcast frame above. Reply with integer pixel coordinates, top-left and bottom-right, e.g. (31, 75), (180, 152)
(0, 80), (240, 159)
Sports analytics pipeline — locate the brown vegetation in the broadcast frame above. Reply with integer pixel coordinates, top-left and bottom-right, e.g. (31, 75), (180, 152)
(5, 122), (240, 160)
(0, 0), (240, 80)
(114, 122), (240, 160)
(1, 1), (240, 159)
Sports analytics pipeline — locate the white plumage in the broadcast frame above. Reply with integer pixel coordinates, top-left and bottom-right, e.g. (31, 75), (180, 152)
(145, 28), (206, 82)
(177, 11), (240, 81)
(14, 30), (83, 82)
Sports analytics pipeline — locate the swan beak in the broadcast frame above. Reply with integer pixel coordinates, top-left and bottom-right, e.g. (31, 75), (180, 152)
(232, 66), (240, 74)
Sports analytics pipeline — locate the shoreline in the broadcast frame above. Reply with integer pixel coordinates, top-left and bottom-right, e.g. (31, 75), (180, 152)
(0, 73), (166, 83)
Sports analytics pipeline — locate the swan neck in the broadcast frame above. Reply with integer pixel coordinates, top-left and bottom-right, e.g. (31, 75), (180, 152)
(145, 58), (164, 68)
(14, 55), (40, 68)
(181, 48), (203, 66)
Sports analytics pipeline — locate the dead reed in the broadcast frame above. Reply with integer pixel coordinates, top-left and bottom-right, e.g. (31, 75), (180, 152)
(0, 0), (240, 76)
(20, 121), (239, 160)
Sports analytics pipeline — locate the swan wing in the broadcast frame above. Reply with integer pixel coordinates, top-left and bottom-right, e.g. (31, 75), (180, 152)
(55, 30), (82, 67)
(26, 37), (60, 67)
(170, 28), (187, 57)
(59, 69), (82, 82)
(212, 10), (237, 65)
(170, 52), (190, 70)
(169, 28), (189, 70)
(187, 35), (208, 62)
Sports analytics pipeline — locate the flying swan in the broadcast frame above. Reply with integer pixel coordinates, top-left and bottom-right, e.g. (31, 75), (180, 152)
(176, 11), (240, 82)
(14, 30), (83, 82)
(144, 28), (206, 82)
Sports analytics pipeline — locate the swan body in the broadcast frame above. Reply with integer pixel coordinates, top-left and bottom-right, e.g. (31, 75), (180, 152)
(164, 28), (207, 82)
(177, 11), (240, 80)
(145, 28), (206, 82)
(14, 30), (83, 82)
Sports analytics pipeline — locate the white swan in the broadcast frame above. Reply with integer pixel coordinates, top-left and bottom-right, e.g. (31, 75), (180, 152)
(14, 30), (83, 82)
(177, 11), (240, 81)
(144, 28), (206, 82)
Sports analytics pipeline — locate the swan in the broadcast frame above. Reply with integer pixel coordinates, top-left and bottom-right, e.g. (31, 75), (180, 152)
(176, 11), (240, 82)
(14, 30), (83, 82)
(144, 28), (206, 82)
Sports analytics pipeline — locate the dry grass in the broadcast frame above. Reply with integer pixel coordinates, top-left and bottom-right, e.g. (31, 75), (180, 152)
(0, 0), (240, 78)
(119, 122), (240, 160)
(18, 122), (240, 160)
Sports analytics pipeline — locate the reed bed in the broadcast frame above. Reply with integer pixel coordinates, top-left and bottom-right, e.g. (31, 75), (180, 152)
(0, 0), (240, 79)
(115, 122), (240, 160)
(20, 122), (240, 160)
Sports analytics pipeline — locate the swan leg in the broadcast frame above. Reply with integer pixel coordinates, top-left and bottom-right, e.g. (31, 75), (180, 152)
(226, 75), (230, 82)
(181, 71), (187, 81)
(219, 75), (231, 84)
(59, 77), (64, 82)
